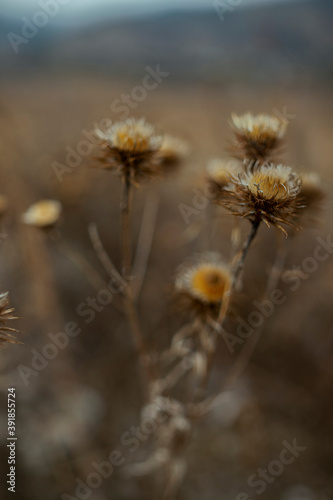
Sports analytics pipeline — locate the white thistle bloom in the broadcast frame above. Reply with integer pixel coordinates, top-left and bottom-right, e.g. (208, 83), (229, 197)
(231, 113), (287, 139)
(96, 117), (162, 153)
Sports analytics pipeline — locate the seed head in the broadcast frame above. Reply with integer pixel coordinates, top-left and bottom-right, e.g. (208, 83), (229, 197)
(230, 112), (288, 162)
(22, 200), (62, 229)
(174, 253), (231, 317)
(216, 164), (302, 234)
(94, 118), (163, 184)
(0, 292), (19, 345)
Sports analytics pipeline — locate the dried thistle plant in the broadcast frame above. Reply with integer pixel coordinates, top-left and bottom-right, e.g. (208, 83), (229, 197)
(32, 110), (325, 500)
(215, 163), (303, 234)
(230, 112), (288, 163)
(92, 119), (164, 397)
(116, 111), (327, 499)
(94, 117), (163, 184)
(90, 117), (190, 402)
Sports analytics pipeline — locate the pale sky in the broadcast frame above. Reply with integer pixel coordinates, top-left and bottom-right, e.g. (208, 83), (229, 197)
(1, 0), (304, 21)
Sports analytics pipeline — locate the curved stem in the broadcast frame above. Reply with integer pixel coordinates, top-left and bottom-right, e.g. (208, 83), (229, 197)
(88, 223), (124, 288)
(50, 229), (107, 292)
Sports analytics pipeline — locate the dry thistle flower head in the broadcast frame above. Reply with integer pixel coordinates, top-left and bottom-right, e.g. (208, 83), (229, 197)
(174, 252), (231, 317)
(217, 164), (302, 234)
(22, 200), (62, 229)
(0, 292), (19, 345)
(230, 112), (288, 162)
(158, 135), (189, 171)
(94, 117), (163, 184)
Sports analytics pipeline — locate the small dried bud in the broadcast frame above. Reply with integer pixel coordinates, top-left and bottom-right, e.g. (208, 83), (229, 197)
(174, 252), (232, 317)
(22, 200), (62, 229)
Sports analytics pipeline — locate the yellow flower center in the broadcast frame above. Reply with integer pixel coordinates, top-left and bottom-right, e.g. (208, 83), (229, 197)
(191, 266), (230, 303)
(248, 172), (288, 200)
(116, 130), (150, 152)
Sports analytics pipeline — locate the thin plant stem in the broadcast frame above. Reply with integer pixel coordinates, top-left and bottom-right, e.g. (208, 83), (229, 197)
(132, 190), (160, 299)
(195, 218), (261, 401)
(217, 218), (260, 324)
(123, 296), (154, 400)
(120, 174), (155, 401)
(121, 174), (132, 278)
(220, 234), (290, 392)
(88, 223), (125, 287)
(230, 218), (260, 290)
(50, 229), (108, 292)
(89, 220), (154, 399)
(221, 232), (292, 389)
(230, 216), (241, 257)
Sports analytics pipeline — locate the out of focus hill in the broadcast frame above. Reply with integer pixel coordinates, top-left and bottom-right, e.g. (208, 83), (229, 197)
(1, 0), (333, 82)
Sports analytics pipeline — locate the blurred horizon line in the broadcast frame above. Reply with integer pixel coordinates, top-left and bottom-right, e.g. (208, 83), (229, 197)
(1, 0), (311, 28)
